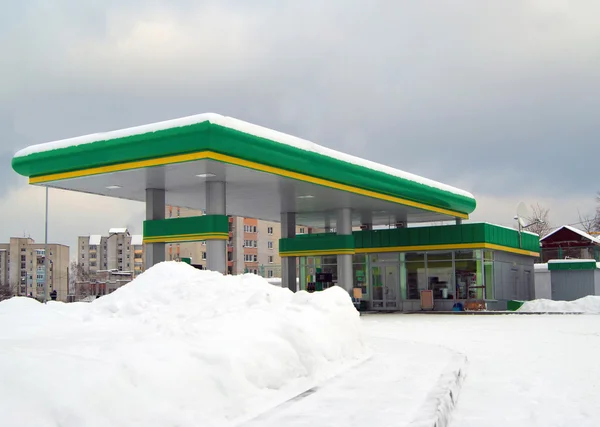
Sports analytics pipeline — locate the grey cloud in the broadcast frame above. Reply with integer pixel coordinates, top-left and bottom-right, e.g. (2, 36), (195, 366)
(2, 0), (600, 244)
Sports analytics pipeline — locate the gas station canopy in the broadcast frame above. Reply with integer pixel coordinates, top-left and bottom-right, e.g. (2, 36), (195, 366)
(11, 113), (476, 228)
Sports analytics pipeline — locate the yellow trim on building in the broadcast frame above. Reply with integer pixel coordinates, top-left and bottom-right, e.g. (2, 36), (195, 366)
(29, 151), (469, 219)
(280, 243), (539, 258)
(356, 243), (539, 257)
(279, 248), (356, 257)
(143, 233), (228, 244)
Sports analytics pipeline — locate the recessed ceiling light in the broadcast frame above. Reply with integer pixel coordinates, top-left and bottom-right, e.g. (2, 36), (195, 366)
(196, 173), (216, 178)
(297, 195), (314, 199)
(106, 185), (122, 189)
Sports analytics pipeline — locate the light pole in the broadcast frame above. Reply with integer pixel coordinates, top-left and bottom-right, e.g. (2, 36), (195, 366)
(43, 186), (49, 303)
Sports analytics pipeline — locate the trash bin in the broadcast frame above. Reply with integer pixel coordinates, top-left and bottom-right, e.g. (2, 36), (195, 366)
(441, 288), (448, 299)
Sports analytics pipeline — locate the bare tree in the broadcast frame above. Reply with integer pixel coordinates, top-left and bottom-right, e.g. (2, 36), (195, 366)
(0, 282), (12, 301)
(594, 192), (600, 232)
(524, 203), (553, 237)
(578, 209), (597, 234)
(70, 261), (91, 299)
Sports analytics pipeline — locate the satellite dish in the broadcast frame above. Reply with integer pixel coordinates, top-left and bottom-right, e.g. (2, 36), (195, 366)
(516, 202), (529, 228)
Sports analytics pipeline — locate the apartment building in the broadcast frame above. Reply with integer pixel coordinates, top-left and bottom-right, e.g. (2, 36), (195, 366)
(76, 207), (317, 292)
(0, 237), (69, 302)
(77, 228), (144, 296)
(77, 228), (144, 275)
(163, 206), (312, 277)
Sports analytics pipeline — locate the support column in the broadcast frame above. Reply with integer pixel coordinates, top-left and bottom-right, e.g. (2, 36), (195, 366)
(337, 207), (353, 293)
(281, 212), (297, 291)
(206, 181), (227, 274)
(455, 217), (463, 225)
(324, 216), (332, 233)
(145, 188), (165, 269)
(360, 211), (373, 230)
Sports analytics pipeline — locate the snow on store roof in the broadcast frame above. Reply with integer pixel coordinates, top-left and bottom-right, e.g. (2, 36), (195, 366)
(547, 258), (597, 264)
(89, 235), (102, 246)
(542, 225), (600, 244)
(14, 113), (474, 200)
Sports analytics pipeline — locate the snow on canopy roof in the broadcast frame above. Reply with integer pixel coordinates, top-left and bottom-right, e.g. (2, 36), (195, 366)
(109, 228), (129, 235)
(542, 225), (600, 244)
(14, 113), (473, 200)
(131, 235), (143, 246)
(89, 235), (102, 246)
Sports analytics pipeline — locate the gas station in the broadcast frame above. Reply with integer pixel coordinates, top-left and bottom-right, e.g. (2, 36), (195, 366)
(12, 113), (540, 310)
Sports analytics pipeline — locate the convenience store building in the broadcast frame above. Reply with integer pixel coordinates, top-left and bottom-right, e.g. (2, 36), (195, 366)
(12, 113), (539, 310)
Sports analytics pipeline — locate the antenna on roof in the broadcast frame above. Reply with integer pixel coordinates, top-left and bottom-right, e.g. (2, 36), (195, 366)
(514, 202), (545, 248)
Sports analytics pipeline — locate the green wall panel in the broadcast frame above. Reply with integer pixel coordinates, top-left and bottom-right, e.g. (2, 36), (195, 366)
(548, 261), (597, 271)
(351, 223), (540, 254)
(143, 215), (229, 241)
(279, 233), (355, 254)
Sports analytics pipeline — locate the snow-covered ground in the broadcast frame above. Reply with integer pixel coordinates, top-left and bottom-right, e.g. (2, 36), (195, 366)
(3, 266), (600, 427)
(362, 313), (600, 427)
(518, 295), (600, 313)
(0, 262), (368, 427)
(245, 311), (600, 427)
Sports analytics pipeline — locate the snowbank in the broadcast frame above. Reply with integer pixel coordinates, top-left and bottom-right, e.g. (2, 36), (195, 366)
(518, 295), (600, 313)
(0, 262), (367, 427)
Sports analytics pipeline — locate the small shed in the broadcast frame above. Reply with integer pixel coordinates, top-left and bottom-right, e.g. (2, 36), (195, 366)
(537, 259), (600, 301)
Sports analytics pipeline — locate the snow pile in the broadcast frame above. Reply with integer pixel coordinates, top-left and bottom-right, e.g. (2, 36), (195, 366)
(518, 295), (600, 313)
(0, 262), (367, 427)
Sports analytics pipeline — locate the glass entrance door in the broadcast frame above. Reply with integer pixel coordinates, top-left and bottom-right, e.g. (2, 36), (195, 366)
(372, 264), (399, 309)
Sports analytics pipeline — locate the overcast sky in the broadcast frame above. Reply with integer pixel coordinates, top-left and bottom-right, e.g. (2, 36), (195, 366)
(2, 0), (599, 255)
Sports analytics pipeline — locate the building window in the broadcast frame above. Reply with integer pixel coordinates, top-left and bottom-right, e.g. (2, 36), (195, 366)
(202, 252), (207, 260)
(268, 255), (274, 263)
(21, 255), (26, 262)
(268, 270), (274, 278)
(81, 254), (85, 259)
(244, 225), (257, 233)
(299, 227), (305, 234)
(267, 227), (273, 235)
(254, 254), (258, 262)
(268, 241), (273, 249)
(21, 263), (26, 269)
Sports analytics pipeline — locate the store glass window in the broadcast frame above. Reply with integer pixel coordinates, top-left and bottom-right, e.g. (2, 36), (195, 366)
(454, 249), (485, 299)
(426, 252), (453, 299)
(353, 254), (368, 297)
(405, 252), (426, 299)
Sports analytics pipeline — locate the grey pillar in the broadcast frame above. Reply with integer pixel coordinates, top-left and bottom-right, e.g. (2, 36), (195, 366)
(281, 212), (297, 291)
(455, 217), (463, 225)
(360, 211), (373, 230)
(324, 216), (332, 233)
(145, 188), (166, 268)
(206, 181), (227, 274)
(337, 207), (354, 293)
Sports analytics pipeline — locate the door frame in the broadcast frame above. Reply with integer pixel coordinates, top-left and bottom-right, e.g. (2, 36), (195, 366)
(371, 262), (400, 309)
